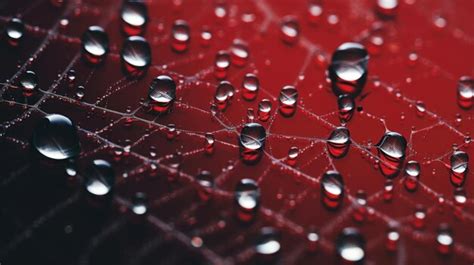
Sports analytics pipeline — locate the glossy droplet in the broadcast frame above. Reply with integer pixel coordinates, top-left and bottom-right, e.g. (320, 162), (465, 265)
(279, 85), (298, 117)
(242, 73), (259, 101)
(449, 150), (469, 187)
(235, 178), (260, 222)
(204, 133), (215, 155)
(403, 160), (420, 192)
(121, 36), (151, 77)
(385, 227), (399, 251)
(200, 27), (212, 47)
(171, 20), (190, 53)
(5, 18), (25, 46)
(20, 70), (39, 97)
(412, 205), (426, 229)
(132, 192), (148, 216)
(196, 170), (214, 201)
(214, 81), (235, 110)
(32, 114), (81, 160)
(148, 75), (176, 113)
(256, 227), (281, 261)
(376, 131), (407, 178)
(327, 127), (351, 158)
(336, 228), (365, 263)
(230, 39), (249, 67)
(307, 1), (323, 24)
(258, 99), (272, 122)
(321, 171), (344, 210)
(214, 50), (231, 79)
(81, 26), (109, 64)
(328, 42), (369, 97)
(280, 17), (300, 44)
(239, 123), (266, 164)
(338, 94), (355, 123)
(376, 0), (398, 18)
(121, 1), (148, 35)
(85, 159), (115, 197)
(457, 76), (473, 109)
(286, 146), (299, 166)
(453, 187), (467, 206)
(436, 224), (454, 255)
(415, 100), (426, 117)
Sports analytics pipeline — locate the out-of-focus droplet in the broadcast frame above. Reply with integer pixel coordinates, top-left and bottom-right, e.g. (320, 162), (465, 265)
(307, 1), (323, 24)
(436, 223), (454, 255)
(242, 73), (259, 101)
(280, 17), (300, 44)
(258, 99), (272, 122)
(214, 50), (231, 79)
(148, 75), (176, 113)
(327, 127), (351, 158)
(336, 227), (365, 263)
(457, 76), (473, 109)
(449, 150), (469, 187)
(338, 94), (355, 124)
(81, 25), (109, 64)
(205, 133), (215, 155)
(375, 0), (398, 18)
(32, 114), (81, 160)
(321, 171), (344, 210)
(287, 146), (299, 166)
(196, 170), (214, 201)
(235, 178), (260, 222)
(131, 192), (148, 216)
(230, 39), (249, 67)
(171, 20), (190, 53)
(85, 159), (115, 197)
(279, 85), (298, 117)
(121, 36), (151, 77)
(352, 190), (367, 222)
(376, 131), (407, 178)
(328, 42), (369, 98)
(453, 187), (467, 206)
(403, 160), (420, 192)
(214, 81), (235, 110)
(412, 205), (426, 229)
(20, 70), (39, 97)
(385, 227), (399, 251)
(200, 27), (212, 47)
(5, 18), (25, 46)
(256, 227), (281, 259)
(384, 179), (394, 202)
(239, 123), (266, 164)
(121, 1), (148, 35)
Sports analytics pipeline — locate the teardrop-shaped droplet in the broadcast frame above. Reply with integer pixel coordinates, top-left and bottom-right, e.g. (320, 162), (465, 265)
(85, 159), (115, 197)
(196, 170), (214, 201)
(321, 170), (344, 210)
(338, 94), (355, 123)
(214, 81), (235, 110)
(255, 227), (281, 258)
(148, 75), (176, 113)
(32, 114), (81, 160)
(242, 73), (259, 101)
(214, 50), (231, 79)
(336, 227), (365, 263)
(258, 99), (272, 122)
(239, 123), (266, 164)
(449, 150), (469, 187)
(20, 70), (39, 97)
(279, 85), (298, 117)
(81, 25), (109, 64)
(376, 0), (398, 18)
(121, 1), (148, 35)
(376, 131), (407, 178)
(280, 17), (300, 44)
(235, 178), (260, 222)
(121, 36), (151, 77)
(436, 223), (454, 255)
(457, 76), (473, 109)
(328, 42), (369, 97)
(230, 39), (249, 67)
(5, 18), (25, 46)
(171, 20), (190, 53)
(327, 127), (351, 158)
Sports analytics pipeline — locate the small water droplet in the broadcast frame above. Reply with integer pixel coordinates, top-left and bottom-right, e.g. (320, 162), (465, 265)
(449, 150), (469, 187)
(200, 27), (212, 47)
(171, 20), (190, 52)
(131, 192), (148, 216)
(279, 85), (298, 117)
(327, 127), (351, 158)
(457, 76), (473, 109)
(321, 171), (344, 210)
(385, 227), (399, 251)
(415, 100), (426, 117)
(239, 123), (266, 164)
(338, 94), (355, 123)
(336, 227), (365, 263)
(287, 146), (299, 166)
(214, 81), (235, 110)
(214, 50), (231, 79)
(376, 0), (398, 17)
(306, 230), (320, 252)
(383, 179), (394, 202)
(196, 170), (214, 201)
(258, 99), (272, 122)
(148, 75), (176, 113)
(235, 178), (260, 222)
(255, 227), (281, 257)
(280, 17), (300, 45)
(403, 160), (420, 192)
(85, 159), (115, 197)
(5, 18), (25, 46)
(412, 205), (426, 229)
(307, 1), (323, 24)
(242, 73), (259, 101)
(81, 25), (109, 64)
(20, 70), (39, 97)
(204, 133), (215, 155)
(376, 131), (407, 178)
(436, 223), (454, 255)
(230, 39), (249, 67)
(121, 36), (151, 77)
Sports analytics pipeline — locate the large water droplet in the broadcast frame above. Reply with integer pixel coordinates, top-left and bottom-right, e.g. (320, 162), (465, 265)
(449, 150), (469, 187)
(376, 131), (407, 178)
(81, 25), (109, 64)
(328, 42), (369, 97)
(32, 114), (81, 160)
(279, 85), (298, 117)
(336, 227), (365, 263)
(338, 94), (355, 124)
(121, 0), (148, 35)
(5, 18), (25, 46)
(255, 227), (281, 258)
(321, 170), (344, 210)
(121, 36), (151, 77)
(280, 17), (300, 45)
(171, 20), (190, 53)
(148, 75), (176, 113)
(457, 76), (473, 109)
(85, 159), (115, 197)
(239, 123), (266, 164)
(403, 160), (420, 192)
(20, 70), (39, 97)
(242, 73), (259, 101)
(235, 178), (260, 222)
(327, 127), (351, 158)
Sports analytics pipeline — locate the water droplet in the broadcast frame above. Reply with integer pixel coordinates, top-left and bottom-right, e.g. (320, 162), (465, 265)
(5, 18), (25, 46)
(436, 223), (454, 255)
(20, 70), (39, 97)
(336, 227), (365, 263)
(148, 75), (176, 113)
(32, 114), (81, 160)
(415, 100), (426, 117)
(449, 150), (469, 187)
(214, 81), (235, 110)
(306, 230), (320, 252)
(376, 0), (398, 17)
(121, 1), (148, 35)
(328, 42), (369, 97)
(166, 123), (176, 140)
(412, 205), (426, 229)
(457, 76), (473, 109)
(85, 159), (115, 197)
(204, 133), (215, 155)
(242, 73), (259, 101)
(385, 227), (399, 251)
(403, 160), (420, 192)
(171, 20), (190, 52)
(239, 123), (266, 164)
(433, 15), (447, 29)
(247, 108), (255, 123)
(279, 85), (298, 117)
(131, 192), (148, 216)
(200, 27), (212, 47)
(258, 99), (272, 122)
(196, 170), (214, 201)
(453, 187), (467, 206)
(255, 227), (281, 257)
(214, 50), (231, 79)
(230, 39), (249, 67)
(287, 146), (299, 166)
(352, 190), (368, 222)
(321, 170), (344, 210)
(376, 131), (407, 178)
(383, 179), (394, 202)
(81, 25), (109, 64)
(327, 127), (351, 158)
(338, 94), (355, 123)
(235, 178), (260, 222)
(280, 17), (300, 44)
(307, 2), (323, 24)
(121, 36), (151, 77)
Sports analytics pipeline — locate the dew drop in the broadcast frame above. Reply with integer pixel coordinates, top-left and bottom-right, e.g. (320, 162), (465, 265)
(412, 205), (426, 229)
(376, 131), (407, 178)
(200, 27), (212, 47)
(131, 192), (148, 216)
(121, 36), (151, 77)
(307, 1), (323, 24)
(258, 99), (272, 122)
(287, 146), (299, 166)
(230, 39), (249, 67)
(214, 50), (231, 79)
(214, 81), (235, 110)
(235, 178), (260, 222)
(171, 20), (190, 53)
(196, 170), (214, 201)
(321, 170), (344, 210)
(306, 230), (320, 252)
(403, 160), (420, 192)
(327, 127), (351, 158)
(280, 17), (300, 45)
(5, 18), (25, 46)
(385, 227), (399, 251)
(255, 227), (281, 257)
(376, 0), (398, 18)
(338, 94), (355, 123)
(121, 0), (148, 35)
(453, 187), (467, 206)
(436, 223), (454, 255)
(242, 73), (259, 101)
(32, 114), (81, 160)
(449, 150), (469, 187)
(279, 85), (298, 117)
(328, 43), (369, 97)
(85, 159), (115, 197)
(239, 123), (266, 164)
(336, 227), (365, 263)
(148, 75), (176, 113)
(457, 76), (473, 109)
(383, 179), (394, 202)
(352, 190), (368, 223)
(20, 70), (39, 97)
(415, 100), (426, 117)
(204, 133), (215, 155)
(81, 25), (109, 64)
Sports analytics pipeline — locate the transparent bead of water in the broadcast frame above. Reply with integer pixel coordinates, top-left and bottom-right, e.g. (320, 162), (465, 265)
(214, 50), (231, 79)
(385, 227), (399, 251)
(412, 205), (426, 229)
(85, 159), (115, 197)
(171, 20), (190, 53)
(403, 160), (420, 192)
(457, 76), (473, 109)
(148, 75), (176, 113)
(258, 99), (272, 122)
(204, 133), (215, 155)
(20, 70), (39, 97)
(287, 146), (299, 166)
(242, 73), (259, 101)
(321, 170), (344, 210)
(120, 0), (148, 35)
(196, 170), (214, 201)
(279, 85), (298, 117)
(5, 18), (25, 46)
(327, 126), (351, 158)
(235, 178), (260, 222)
(336, 227), (365, 263)
(280, 17), (300, 44)
(449, 150), (469, 187)
(239, 123), (266, 164)
(131, 192), (148, 216)
(436, 223), (454, 255)
(214, 81), (235, 110)
(376, 0), (398, 18)
(81, 25), (109, 64)
(230, 39), (249, 67)
(338, 94), (355, 124)
(376, 131), (407, 178)
(121, 36), (151, 77)
(255, 227), (281, 257)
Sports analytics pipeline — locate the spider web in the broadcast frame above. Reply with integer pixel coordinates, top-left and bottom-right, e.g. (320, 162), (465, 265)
(0, 0), (473, 264)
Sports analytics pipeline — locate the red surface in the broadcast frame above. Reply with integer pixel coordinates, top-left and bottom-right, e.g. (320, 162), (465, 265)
(0, 0), (473, 264)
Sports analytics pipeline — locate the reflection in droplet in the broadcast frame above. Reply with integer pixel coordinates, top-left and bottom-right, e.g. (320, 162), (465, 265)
(214, 81), (235, 110)
(132, 192), (148, 216)
(235, 178), (260, 222)
(376, 131), (407, 178)
(196, 170), (214, 201)
(352, 190), (367, 223)
(204, 133), (215, 155)
(230, 39), (249, 67)
(336, 227), (365, 263)
(412, 205), (426, 229)
(121, 1), (148, 35)
(403, 160), (420, 192)
(85, 159), (115, 197)
(280, 17), (300, 44)
(256, 227), (281, 258)
(5, 18), (25, 46)
(436, 223), (454, 255)
(327, 127), (351, 158)
(279, 85), (298, 117)
(338, 94), (355, 124)
(171, 20), (190, 53)
(121, 36), (151, 77)
(81, 26), (109, 64)
(20, 70), (39, 97)
(449, 150), (469, 187)
(321, 171), (344, 210)
(457, 76), (473, 109)
(242, 73), (259, 101)
(239, 123), (266, 164)
(306, 230), (320, 252)
(214, 50), (231, 79)
(385, 227), (399, 251)
(148, 75), (176, 113)
(258, 99), (272, 122)
(32, 114), (81, 160)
